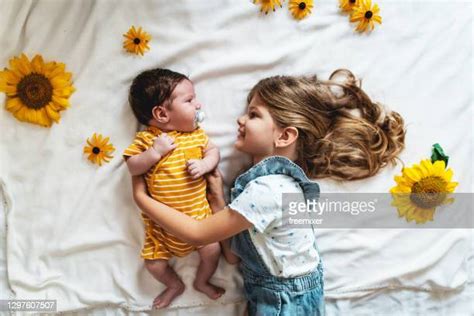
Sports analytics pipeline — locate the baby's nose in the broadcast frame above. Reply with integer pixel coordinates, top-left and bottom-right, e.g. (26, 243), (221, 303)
(195, 102), (202, 110)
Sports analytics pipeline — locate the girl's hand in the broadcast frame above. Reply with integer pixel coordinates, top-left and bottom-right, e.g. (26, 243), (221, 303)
(205, 168), (226, 212)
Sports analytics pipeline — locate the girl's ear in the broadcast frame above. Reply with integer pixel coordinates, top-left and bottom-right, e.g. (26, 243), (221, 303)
(152, 105), (170, 124)
(275, 126), (299, 148)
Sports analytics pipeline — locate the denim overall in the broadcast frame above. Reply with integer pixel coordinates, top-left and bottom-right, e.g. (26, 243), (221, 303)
(230, 156), (325, 316)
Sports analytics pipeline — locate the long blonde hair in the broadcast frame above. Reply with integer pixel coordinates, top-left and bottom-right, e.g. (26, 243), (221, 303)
(248, 69), (406, 181)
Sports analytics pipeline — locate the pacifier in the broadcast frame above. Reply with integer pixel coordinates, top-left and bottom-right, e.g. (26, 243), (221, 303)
(194, 110), (206, 126)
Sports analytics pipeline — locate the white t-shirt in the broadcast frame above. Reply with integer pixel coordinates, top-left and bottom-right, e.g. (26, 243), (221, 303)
(229, 174), (320, 278)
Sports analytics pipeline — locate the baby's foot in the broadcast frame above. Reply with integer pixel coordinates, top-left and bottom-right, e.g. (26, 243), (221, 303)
(153, 281), (185, 309)
(193, 281), (225, 300)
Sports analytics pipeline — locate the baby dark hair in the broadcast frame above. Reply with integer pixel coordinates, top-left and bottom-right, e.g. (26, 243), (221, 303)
(128, 68), (188, 125)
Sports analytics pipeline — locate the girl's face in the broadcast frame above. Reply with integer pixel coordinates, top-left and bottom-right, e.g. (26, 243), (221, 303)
(235, 95), (282, 163)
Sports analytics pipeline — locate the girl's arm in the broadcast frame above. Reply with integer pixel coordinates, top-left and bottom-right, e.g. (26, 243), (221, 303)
(132, 176), (252, 245)
(205, 169), (240, 264)
(210, 198), (241, 264)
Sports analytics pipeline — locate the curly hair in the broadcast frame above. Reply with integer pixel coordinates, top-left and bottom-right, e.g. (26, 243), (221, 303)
(247, 69), (406, 181)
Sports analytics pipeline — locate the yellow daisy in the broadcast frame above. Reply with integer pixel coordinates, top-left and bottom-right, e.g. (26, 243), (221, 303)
(123, 26), (151, 56)
(390, 159), (458, 224)
(83, 133), (115, 166)
(0, 53), (75, 127)
(254, 0), (283, 14)
(339, 0), (358, 13)
(350, 0), (382, 32)
(289, 0), (314, 20)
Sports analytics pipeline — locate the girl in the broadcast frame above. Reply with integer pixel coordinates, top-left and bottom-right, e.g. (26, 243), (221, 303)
(132, 69), (406, 315)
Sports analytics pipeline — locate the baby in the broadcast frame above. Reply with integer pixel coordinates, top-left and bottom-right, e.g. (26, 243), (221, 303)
(123, 68), (224, 309)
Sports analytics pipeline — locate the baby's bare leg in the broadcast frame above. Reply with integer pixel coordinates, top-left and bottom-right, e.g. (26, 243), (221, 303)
(144, 259), (185, 309)
(194, 242), (225, 299)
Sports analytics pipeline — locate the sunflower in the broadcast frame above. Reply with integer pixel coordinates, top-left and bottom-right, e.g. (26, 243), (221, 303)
(390, 159), (458, 224)
(254, 0), (283, 14)
(339, 0), (358, 13)
(123, 26), (151, 56)
(288, 0), (314, 20)
(83, 133), (115, 166)
(350, 0), (382, 32)
(0, 54), (75, 127)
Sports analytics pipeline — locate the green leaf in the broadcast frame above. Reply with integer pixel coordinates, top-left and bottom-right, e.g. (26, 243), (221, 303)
(431, 143), (449, 167)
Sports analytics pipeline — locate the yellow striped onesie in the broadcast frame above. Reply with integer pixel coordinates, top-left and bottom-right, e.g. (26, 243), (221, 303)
(123, 126), (212, 260)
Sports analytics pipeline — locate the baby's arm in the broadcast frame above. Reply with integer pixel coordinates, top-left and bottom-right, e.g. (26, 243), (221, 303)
(126, 133), (176, 176)
(186, 142), (220, 180)
(126, 148), (161, 176)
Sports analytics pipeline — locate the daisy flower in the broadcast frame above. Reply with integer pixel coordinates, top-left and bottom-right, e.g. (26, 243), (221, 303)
(83, 133), (115, 166)
(123, 26), (151, 56)
(350, 0), (382, 32)
(289, 0), (314, 20)
(339, 0), (358, 13)
(254, 0), (283, 14)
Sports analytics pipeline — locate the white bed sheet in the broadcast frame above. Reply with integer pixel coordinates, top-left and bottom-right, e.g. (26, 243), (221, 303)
(0, 0), (472, 314)
(1, 196), (472, 316)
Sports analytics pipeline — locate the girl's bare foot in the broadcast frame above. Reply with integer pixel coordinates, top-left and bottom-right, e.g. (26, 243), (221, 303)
(153, 281), (185, 309)
(193, 281), (225, 300)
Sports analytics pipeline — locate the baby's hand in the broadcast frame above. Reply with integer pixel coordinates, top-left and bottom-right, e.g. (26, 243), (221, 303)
(152, 133), (177, 157)
(186, 159), (209, 180)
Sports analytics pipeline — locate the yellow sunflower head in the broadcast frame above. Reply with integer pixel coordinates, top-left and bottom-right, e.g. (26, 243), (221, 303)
(289, 0), (314, 20)
(123, 26), (151, 56)
(254, 0), (283, 14)
(83, 133), (115, 166)
(390, 159), (458, 224)
(0, 53), (75, 127)
(339, 0), (358, 13)
(349, 0), (382, 33)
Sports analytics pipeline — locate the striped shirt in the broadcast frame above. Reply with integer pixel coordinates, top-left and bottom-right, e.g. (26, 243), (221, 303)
(123, 126), (212, 258)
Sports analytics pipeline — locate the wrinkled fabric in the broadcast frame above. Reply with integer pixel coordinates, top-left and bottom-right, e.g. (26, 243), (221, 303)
(0, 0), (472, 314)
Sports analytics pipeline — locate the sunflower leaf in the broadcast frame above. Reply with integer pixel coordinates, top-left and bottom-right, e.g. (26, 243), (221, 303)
(431, 143), (449, 167)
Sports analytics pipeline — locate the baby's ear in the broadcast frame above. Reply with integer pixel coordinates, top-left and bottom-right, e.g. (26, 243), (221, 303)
(152, 105), (170, 124)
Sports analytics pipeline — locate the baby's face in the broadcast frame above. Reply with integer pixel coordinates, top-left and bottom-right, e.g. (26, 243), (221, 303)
(167, 79), (203, 132)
